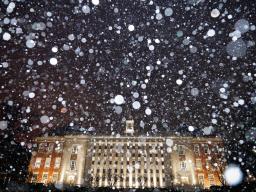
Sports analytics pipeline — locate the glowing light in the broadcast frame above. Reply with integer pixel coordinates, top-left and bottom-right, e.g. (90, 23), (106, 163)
(224, 164), (243, 186)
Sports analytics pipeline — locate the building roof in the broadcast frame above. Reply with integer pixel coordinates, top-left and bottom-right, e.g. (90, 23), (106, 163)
(34, 134), (223, 143)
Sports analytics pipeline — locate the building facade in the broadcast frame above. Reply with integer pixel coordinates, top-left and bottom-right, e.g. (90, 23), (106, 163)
(28, 122), (225, 189)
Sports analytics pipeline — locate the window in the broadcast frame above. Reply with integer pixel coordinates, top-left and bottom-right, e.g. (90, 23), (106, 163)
(45, 157), (51, 168)
(42, 172), (48, 183)
(206, 159), (211, 169)
(208, 174), (215, 185)
(195, 159), (202, 169)
(178, 145), (184, 155)
(194, 144), (200, 154)
(204, 145), (209, 154)
(54, 157), (61, 169)
(55, 143), (63, 152)
(48, 143), (54, 152)
(52, 172), (58, 183)
(213, 146), (219, 154)
(126, 120), (134, 129)
(198, 174), (204, 185)
(34, 157), (42, 168)
(180, 161), (186, 170)
(70, 160), (76, 171)
(39, 143), (45, 150)
(31, 172), (38, 182)
(72, 145), (78, 154)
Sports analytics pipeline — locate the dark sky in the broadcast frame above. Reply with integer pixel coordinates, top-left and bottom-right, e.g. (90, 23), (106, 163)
(0, 0), (256, 138)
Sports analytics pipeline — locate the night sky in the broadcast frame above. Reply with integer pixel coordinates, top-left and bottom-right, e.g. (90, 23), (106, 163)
(1, 0), (256, 139)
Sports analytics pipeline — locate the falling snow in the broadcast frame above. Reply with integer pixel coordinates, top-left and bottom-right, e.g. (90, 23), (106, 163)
(0, 0), (256, 190)
(114, 95), (125, 105)
(224, 165), (244, 186)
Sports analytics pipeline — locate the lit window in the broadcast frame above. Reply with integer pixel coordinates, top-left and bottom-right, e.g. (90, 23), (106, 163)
(178, 145), (184, 155)
(208, 174), (215, 185)
(34, 157), (42, 168)
(194, 144), (200, 154)
(42, 172), (48, 183)
(39, 143), (45, 150)
(55, 143), (63, 152)
(31, 172), (38, 182)
(206, 159), (211, 169)
(180, 161), (186, 170)
(195, 159), (202, 169)
(198, 174), (204, 186)
(54, 157), (61, 169)
(71, 145), (78, 154)
(52, 172), (59, 183)
(204, 145), (209, 154)
(44, 157), (51, 168)
(214, 146), (219, 154)
(70, 160), (76, 171)
(48, 143), (54, 152)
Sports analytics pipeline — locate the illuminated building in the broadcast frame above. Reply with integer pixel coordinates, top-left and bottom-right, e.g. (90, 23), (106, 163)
(28, 120), (225, 189)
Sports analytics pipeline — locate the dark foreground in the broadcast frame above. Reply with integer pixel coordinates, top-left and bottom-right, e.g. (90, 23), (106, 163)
(1, 182), (256, 192)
